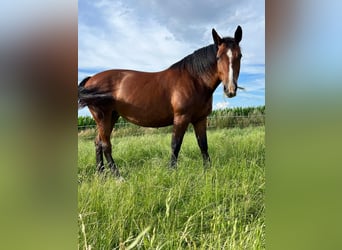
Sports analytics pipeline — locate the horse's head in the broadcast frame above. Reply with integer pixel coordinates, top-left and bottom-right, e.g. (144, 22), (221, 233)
(212, 26), (242, 98)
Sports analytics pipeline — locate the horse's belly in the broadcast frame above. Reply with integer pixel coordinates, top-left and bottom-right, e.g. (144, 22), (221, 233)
(125, 115), (173, 127)
(116, 103), (174, 127)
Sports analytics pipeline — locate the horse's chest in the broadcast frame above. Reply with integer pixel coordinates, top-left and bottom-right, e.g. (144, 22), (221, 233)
(195, 101), (212, 117)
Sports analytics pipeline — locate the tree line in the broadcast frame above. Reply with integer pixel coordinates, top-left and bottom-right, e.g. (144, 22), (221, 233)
(78, 106), (265, 132)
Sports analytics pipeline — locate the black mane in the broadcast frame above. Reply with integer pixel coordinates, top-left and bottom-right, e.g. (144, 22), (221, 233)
(169, 37), (237, 80)
(169, 44), (217, 78)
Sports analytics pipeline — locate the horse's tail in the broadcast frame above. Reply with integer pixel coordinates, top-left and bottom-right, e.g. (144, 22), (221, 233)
(78, 76), (113, 109)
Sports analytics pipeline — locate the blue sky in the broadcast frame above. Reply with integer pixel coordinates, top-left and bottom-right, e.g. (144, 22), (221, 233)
(78, 0), (264, 116)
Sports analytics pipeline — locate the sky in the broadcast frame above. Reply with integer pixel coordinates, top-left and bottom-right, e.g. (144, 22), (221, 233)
(78, 0), (264, 116)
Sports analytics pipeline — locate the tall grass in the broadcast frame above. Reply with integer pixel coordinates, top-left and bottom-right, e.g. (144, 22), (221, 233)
(78, 126), (265, 249)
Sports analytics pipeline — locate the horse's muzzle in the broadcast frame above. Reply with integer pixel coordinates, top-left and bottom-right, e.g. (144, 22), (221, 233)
(224, 85), (236, 98)
(226, 91), (236, 98)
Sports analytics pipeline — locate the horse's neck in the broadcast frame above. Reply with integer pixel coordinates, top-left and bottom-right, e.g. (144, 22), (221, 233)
(201, 73), (221, 95)
(212, 79), (222, 92)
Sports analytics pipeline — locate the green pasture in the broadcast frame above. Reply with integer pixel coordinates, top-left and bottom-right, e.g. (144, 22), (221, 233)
(78, 126), (265, 249)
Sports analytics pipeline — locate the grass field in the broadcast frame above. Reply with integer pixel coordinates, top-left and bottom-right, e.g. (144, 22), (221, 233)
(78, 126), (265, 249)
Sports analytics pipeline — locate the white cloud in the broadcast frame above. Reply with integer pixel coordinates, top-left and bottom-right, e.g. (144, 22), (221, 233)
(79, 0), (264, 71)
(214, 101), (230, 110)
(78, 0), (193, 72)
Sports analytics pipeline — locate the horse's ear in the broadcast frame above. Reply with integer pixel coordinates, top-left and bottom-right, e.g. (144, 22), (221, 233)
(212, 28), (222, 46)
(234, 25), (242, 44)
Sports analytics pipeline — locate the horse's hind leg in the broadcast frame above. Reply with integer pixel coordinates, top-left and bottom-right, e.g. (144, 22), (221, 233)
(102, 111), (120, 176)
(102, 134), (120, 177)
(95, 134), (105, 172)
(91, 108), (120, 177)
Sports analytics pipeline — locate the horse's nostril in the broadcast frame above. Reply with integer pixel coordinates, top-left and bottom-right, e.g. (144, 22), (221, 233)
(227, 92), (236, 98)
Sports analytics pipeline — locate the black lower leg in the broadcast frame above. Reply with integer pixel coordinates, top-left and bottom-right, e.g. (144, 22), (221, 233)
(170, 133), (182, 168)
(198, 137), (210, 167)
(170, 149), (180, 168)
(193, 119), (211, 168)
(95, 139), (105, 172)
(202, 151), (211, 168)
(170, 125), (187, 168)
(103, 144), (120, 177)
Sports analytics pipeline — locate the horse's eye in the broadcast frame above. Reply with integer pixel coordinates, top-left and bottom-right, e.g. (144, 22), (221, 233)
(238, 54), (243, 59)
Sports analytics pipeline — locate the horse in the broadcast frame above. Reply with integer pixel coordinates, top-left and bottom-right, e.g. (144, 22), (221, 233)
(78, 26), (243, 177)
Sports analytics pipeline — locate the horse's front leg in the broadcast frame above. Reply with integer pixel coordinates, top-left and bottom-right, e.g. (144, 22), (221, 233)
(193, 118), (211, 167)
(170, 116), (190, 168)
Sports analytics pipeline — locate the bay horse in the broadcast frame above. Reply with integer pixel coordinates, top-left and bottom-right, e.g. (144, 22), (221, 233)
(78, 26), (243, 177)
